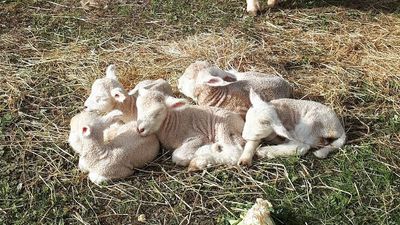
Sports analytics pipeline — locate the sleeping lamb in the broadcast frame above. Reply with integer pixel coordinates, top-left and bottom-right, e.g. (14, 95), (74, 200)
(135, 89), (245, 168)
(177, 61), (292, 118)
(68, 110), (159, 184)
(238, 89), (346, 166)
(84, 64), (173, 122)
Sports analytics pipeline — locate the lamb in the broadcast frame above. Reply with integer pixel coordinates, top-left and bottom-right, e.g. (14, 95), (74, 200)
(84, 64), (173, 122)
(188, 143), (243, 171)
(238, 89), (346, 166)
(177, 61), (292, 118)
(68, 110), (159, 184)
(135, 89), (245, 168)
(247, 0), (279, 16)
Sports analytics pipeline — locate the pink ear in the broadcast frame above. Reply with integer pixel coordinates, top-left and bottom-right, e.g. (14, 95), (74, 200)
(203, 76), (230, 87)
(207, 78), (221, 84)
(166, 96), (187, 109)
(111, 88), (126, 102)
(82, 126), (91, 137)
(171, 101), (186, 108)
(222, 76), (236, 82)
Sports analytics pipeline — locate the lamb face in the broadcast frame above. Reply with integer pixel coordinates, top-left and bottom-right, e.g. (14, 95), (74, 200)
(84, 65), (127, 113)
(68, 115), (82, 153)
(243, 89), (292, 141)
(135, 89), (169, 136)
(177, 61), (212, 99)
(242, 107), (275, 141)
(242, 89), (278, 141)
(68, 110), (123, 154)
(136, 89), (188, 136)
(68, 111), (99, 154)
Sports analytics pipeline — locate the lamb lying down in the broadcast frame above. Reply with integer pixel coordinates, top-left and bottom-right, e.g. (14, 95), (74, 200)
(84, 64), (173, 122)
(188, 143), (243, 171)
(135, 89), (245, 168)
(177, 61), (292, 118)
(68, 110), (159, 184)
(238, 89), (346, 166)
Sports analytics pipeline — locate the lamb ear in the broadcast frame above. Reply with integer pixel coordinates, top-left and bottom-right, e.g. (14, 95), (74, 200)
(165, 96), (187, 109)
(137, 88), (150, 97)
(128, 87), (139, 97)
(203, 76), (232, 86)
(128, 82), (153, 96)
(102, 110), (123, 124)
(249, 88), (265, 106)
(198, 70), (232, 87)
(81, 126), (91, 137)
(110, 88), (126, 102)
(271, 121), (292, 140)
(106, 64), (117, 80)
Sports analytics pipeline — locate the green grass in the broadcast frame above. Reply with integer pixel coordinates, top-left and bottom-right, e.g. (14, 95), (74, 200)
(1, 0), (399, 224)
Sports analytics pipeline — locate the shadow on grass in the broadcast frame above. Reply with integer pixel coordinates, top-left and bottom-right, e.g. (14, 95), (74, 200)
(272, 0), (400, 14)
(272, 206), (314, 225)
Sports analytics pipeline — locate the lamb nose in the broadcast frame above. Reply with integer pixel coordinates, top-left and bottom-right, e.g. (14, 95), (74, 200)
(137, 127), (145, 134)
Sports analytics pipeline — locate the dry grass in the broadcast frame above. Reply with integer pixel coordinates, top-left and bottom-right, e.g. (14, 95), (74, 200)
(1, 0), (399, 224)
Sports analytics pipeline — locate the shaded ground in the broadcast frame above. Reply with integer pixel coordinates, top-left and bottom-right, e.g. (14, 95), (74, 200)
(0, 0), (399, 224)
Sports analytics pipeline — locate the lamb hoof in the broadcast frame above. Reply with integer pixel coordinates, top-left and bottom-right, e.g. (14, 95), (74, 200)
(187, 164), (201, 172)
(267, 0), (278, 8)
(266, 153), (275, 159)
(78, 164), (89, 173)
(246, 2), (261, 16)
(238, 157), (253, 167)
(256, 149), (271, 159)
(88, 173), (108, 185)
(313, 150), (329, 159)
(172, 155), (190, 167)
(187, 160), (201, 172)
(247, 9), (259, 17)
(258, 150), (275, 159)
(78, 160), (89, 173)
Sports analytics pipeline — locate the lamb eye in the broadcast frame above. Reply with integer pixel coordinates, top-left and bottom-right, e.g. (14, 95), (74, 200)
(260, 120), (270, 125)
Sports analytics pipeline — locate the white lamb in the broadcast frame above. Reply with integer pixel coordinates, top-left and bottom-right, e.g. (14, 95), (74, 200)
(188, 143), (243, 171)
(177, 61), (292, 118)
(135, 89), (245, 168)
(238, 89), (346, 166)
(84, 64), (173, 122)
(68, 110), (159, 184)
